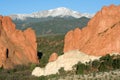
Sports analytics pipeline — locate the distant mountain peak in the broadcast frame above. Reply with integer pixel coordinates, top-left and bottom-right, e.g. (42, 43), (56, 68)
(9, 7), (93, 20)
(54, 7), (70, 10)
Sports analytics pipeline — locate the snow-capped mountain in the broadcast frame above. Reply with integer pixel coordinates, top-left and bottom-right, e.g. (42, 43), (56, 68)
(9, 7), (93, 20)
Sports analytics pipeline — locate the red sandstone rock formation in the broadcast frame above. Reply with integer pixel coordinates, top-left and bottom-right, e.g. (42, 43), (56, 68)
(0, 16), (39, 69)
(48, 53), (58, 62)
(64, 5), (120, 56)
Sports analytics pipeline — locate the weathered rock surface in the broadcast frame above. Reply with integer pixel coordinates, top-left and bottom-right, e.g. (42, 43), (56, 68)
(48, 52), (58, 62)
(0, 16), (39, 69)
(64, 5), (120, 56)
(32, 50), (100, 76)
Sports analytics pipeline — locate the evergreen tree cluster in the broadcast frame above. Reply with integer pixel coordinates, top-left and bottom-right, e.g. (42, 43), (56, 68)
(75, 54), (120, 74)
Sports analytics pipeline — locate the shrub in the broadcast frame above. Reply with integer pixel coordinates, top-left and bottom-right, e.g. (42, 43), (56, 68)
(75, 62), (86, 74)
(38, 75), (48, 80)
(92, 60), (100, 69)
(48, 73), (60, 79)
(100, 54), (113, 68)
(112, 58), (120, 69)
(98, 62), (107, 72)
(30, 63), (37, 71)
(58, 67), (67, 78)
(0, 66), (3, 72)
(14, 65), (28, 71)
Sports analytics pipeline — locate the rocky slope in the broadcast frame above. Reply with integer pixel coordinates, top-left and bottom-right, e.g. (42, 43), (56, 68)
(32, 50), (100, 76)
(0, 16), (39, 69)
(64, 4), (120, 56)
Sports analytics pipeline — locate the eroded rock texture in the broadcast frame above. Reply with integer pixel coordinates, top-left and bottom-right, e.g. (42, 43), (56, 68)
(64, 5), (120, 56)
(0, 16), (39, 69)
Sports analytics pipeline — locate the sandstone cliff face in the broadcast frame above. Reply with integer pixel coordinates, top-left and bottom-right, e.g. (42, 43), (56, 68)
(64, 5), (120, 56)
(0, 16), (39, 69)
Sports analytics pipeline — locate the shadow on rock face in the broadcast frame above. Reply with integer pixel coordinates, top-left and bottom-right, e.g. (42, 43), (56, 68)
(37, 51), (43, 59)
(6, 49), (9, 58)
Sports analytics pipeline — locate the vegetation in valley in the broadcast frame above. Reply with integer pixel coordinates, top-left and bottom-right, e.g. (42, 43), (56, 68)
(13, 17), (90, 36)
(37, 34), (64, 67)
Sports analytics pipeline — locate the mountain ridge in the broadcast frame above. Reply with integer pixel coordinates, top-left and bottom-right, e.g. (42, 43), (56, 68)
(13, 17), (90, 36)
(9, 7), (93, 20)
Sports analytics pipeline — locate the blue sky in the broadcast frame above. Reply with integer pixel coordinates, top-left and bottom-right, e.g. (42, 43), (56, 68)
(0, 0), (120, 15)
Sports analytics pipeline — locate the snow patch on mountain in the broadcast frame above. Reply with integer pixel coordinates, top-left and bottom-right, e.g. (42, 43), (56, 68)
(9, 7), (93, 20)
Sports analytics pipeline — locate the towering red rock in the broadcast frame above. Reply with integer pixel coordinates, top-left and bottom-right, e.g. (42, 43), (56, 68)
(48, 53), (58, 62)
(64, 5), (120, 56)
(0, 16), (39, 69)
